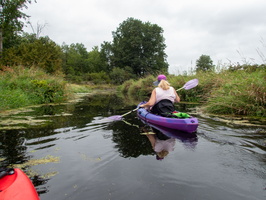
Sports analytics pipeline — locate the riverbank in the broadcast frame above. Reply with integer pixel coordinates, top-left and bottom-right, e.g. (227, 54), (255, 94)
(0, 66), (116, 112)
(1, 65), (265, 119)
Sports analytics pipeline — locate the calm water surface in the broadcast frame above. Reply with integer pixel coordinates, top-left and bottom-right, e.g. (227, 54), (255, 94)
(0, 93), (265, 200)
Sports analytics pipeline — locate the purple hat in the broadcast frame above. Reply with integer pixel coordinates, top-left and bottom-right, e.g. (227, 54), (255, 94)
(153, 74), (167, 86)
(156, 155), (164, 160)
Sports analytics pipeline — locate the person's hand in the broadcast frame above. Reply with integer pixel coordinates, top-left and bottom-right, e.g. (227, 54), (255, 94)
(139, 104), (149, 110)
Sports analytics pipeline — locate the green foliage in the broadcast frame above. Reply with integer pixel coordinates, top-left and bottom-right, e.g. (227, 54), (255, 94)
(87, 46), (108, 73)
(0, 88), (30, 110)
(227, 63), (266, 72)
(0, 66), (68, 111)
(61, 43), (89, 76)
(2, 17), (168, 84)
(110, 17), (168, 76)
(119, 79), (135, 95)
(0, 0), (36, 50)
(124, 75), (155, 99)
(100, 41), (112, 71)
(84, 72), (111, 85)
(67, 84), (92, 93)
(30, 79), (66, 103)
(196, 54), (215, 72)
(201, 68), (266, 116)
(1, 34), (62, 73)
(168, 75), (201, 102)
(109, 66), (136, 85)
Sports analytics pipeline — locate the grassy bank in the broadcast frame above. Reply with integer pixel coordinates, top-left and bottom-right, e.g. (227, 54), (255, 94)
(1, 66), (265, 117)
(0, 66), (70, 111)
(0, 66), (117, 112)
(119, 66), (266, 117)
(198, 68), (265, 117)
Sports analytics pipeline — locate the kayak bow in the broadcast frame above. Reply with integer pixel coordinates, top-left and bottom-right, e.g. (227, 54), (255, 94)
(0, 168), (39, 200)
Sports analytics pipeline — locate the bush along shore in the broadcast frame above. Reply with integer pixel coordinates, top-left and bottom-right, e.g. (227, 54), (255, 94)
(0, 65), (265, 119)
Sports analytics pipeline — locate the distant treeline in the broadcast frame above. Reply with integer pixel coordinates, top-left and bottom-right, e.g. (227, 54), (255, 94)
(1, 18), (169, 84)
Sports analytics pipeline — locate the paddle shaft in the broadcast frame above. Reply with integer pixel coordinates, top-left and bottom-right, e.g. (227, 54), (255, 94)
(176, 87), (184, 91)
(121, 108), (138, 117)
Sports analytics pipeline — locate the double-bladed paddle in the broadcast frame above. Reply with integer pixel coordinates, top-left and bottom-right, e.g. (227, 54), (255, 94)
(108, 78), (199, 121)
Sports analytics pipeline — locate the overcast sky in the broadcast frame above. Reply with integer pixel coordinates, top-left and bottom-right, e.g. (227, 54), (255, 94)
(23, 0), (266, 74)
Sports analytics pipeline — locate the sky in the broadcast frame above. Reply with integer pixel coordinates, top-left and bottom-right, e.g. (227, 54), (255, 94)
(23, 0), (266, 74)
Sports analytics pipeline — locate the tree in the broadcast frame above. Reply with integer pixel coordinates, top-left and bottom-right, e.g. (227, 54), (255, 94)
(87, 46), (107, 73)
(61, 43), (89, 76)
(196, 54), (215, 72)
(1, 34), (62, 73)
(110, 17), (168, 76)
(100, 41), (113, 71)
(0, 0), (36, 56)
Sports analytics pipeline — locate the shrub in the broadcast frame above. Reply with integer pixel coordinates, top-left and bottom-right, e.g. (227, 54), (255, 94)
(84, 72), (110, 84)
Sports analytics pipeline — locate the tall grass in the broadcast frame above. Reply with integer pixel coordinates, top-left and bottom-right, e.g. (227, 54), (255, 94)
(0, 66), (69, 111)
(200, 68), (265, 116)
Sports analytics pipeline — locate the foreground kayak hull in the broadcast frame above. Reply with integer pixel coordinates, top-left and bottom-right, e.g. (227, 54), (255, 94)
(0, 168), (39, 200)
(137, 104), (198, 133)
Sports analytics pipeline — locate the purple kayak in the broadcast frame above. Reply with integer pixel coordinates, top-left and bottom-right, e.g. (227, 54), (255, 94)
(137, 103), (198, 133)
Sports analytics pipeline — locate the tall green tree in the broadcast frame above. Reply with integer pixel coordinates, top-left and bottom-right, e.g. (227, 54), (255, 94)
(61, 43), (89, 76)
(110, 17), (168, 76)
(0, 0), (36, 55)
(196, 54), (215, 72)
(100, 41), (113, 72)
(87, 46), (107, 73)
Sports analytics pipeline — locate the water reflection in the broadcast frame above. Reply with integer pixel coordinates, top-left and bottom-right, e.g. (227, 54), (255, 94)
(0, 130), (28, 167)
(139, 122), (198, 160)
(142, 127), (176, 160)
(109, 116), (199, 160)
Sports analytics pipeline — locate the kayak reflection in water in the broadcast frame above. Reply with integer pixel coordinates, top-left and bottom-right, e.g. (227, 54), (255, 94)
(141, 125), (176, 160)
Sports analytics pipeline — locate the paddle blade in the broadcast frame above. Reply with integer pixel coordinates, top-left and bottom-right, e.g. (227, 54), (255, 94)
(183, 79), (199, 90)
(108, 115), (123, 121)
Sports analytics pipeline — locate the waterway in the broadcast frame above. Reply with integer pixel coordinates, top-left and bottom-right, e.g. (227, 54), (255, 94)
(0, 93), (265, 200)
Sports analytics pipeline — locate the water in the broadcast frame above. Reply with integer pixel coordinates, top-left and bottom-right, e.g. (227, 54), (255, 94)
(0, 93), (265, 200)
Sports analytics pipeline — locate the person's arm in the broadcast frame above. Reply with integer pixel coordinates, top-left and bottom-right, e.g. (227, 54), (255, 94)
(140, 89), (156, 109)
(146, 134), (156, 150)
(174, 89), (180, 103)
